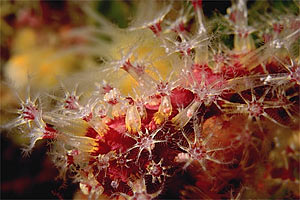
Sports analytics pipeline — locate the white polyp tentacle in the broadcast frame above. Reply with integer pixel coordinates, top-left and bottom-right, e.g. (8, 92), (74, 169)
(193, 114), (204, 141)
(206, 156), (227, 165)
(82, 5), (119, 33)
(183, 159), (193, 170)
(0, 111), (21, 127)
(126, 128), (165, 163)
(129, 1), (172, 32)
(154, 95), (172, 125)
(172, 99), (202, 129)
(59, 133), (97, 153)
(160, 96), (172, 115)
(195, 3), (207, 35)
(192, 1), (209, 64)
(240, 28), (300, 70)
(125, 104), (141, 134)
(123, 60), (158, 94)
(178, 129), (192, 150)
(22, 129), (43, 153)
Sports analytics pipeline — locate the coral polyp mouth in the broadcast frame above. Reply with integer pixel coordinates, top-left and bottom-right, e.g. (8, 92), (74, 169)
(2, 0), (299, 199)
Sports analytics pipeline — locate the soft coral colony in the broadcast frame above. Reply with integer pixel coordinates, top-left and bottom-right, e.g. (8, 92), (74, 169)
(3, 0), (300, 199)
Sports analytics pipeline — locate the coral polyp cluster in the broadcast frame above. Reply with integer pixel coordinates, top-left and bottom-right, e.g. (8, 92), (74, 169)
(2, 0), (299, 199)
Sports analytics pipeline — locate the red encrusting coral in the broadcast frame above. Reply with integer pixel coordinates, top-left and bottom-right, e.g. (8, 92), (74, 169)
(2, 0), (299, 199)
